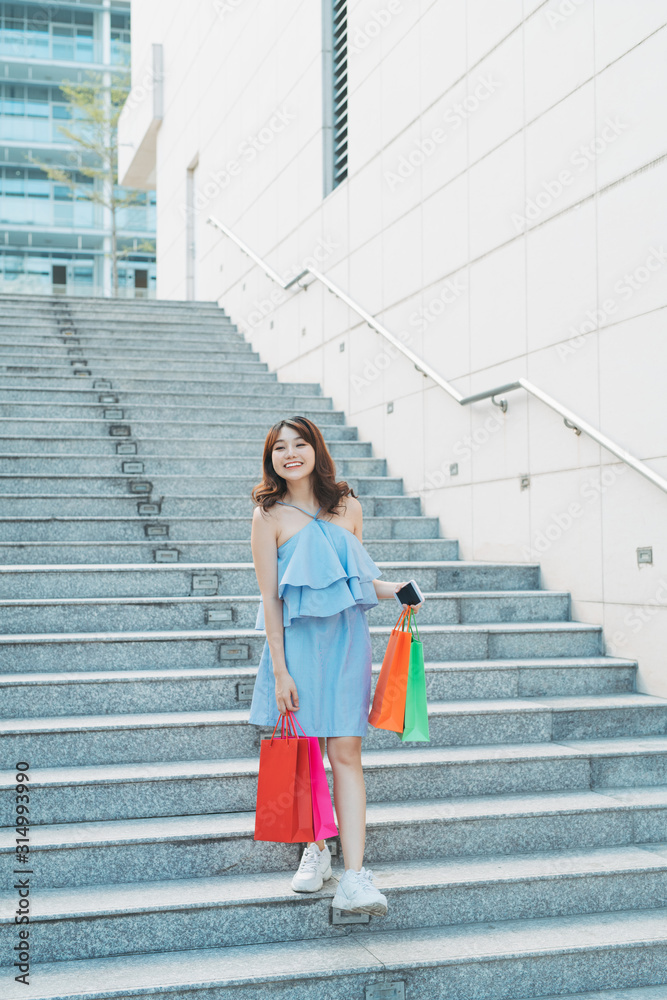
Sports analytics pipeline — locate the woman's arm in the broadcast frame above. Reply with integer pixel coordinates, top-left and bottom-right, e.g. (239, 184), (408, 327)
(350, 494), (424, 610)
(250, 506), (299, 713)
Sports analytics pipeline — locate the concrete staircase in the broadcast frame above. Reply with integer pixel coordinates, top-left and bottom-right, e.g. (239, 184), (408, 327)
(1, 292), (667, 1000)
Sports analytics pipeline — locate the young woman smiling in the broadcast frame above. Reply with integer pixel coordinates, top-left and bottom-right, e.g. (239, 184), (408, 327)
(248, 415), (423, 916)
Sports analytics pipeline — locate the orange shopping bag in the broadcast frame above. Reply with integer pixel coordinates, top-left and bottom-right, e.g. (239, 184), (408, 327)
(254, 712), (315, 843)
(368, 607), (413, 732)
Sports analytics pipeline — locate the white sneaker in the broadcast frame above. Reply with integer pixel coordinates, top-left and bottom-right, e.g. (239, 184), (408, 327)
(331, 866), (388, 916)
(291, 842), (333, 892)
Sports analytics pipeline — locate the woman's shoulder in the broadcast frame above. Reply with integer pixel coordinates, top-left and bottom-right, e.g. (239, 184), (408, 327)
(251, 502), (283, 533)
(341, 493), (361, 514)
(336, 493), (362, 525)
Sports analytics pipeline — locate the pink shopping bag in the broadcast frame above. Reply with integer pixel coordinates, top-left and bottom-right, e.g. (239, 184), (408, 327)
(287, 712), (338, 840)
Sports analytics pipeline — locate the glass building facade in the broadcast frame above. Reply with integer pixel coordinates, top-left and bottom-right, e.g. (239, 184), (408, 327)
(0, 0), (156, 297)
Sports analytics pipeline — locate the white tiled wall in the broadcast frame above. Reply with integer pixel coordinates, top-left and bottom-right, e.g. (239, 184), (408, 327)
(121, 0), (667, 695)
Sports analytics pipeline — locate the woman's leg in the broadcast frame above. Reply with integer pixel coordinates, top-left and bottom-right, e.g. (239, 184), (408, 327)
(325, 735), (365, 871)
(307, 736), (327, 851)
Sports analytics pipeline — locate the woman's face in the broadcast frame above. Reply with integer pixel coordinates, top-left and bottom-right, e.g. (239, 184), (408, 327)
(271, 425), (316, 483)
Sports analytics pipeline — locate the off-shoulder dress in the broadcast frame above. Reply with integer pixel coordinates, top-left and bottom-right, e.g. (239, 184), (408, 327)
(247, 500), (382, 736)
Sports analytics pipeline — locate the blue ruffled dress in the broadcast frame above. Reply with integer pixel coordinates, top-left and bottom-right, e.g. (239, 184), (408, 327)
(248, 501), (382, 736)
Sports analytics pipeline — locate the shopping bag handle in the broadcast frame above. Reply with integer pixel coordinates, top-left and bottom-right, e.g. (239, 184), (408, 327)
(393, 606), (410, 631)
(400, 606), (414, 632)
(269, 711), (298, 742)
(269, 715), (283, 742)
(284, 711), (299, 738)
(285, 710), (309, 738)
(407, 605), (421, 641)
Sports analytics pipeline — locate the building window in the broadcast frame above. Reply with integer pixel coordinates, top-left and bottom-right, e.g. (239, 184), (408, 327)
(0, 164), (96, 228)
(0, 2), (99, 63)
(322, 0), (348, 196)
(0, 83), (69, 143)
(110, 12), (130, 65)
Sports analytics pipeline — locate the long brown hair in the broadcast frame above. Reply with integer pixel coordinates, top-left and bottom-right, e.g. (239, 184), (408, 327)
(251, 415), (357, 514)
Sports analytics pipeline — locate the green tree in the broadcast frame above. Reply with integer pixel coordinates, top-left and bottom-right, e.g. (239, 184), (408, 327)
(30, 69), (154, 295)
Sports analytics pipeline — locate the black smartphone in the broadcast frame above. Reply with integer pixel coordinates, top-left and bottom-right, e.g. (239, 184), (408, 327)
(394, 579), (424, 608)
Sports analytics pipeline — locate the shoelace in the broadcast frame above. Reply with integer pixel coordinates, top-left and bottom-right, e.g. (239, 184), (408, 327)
(348, 866), (376, 887)
(298, 847), (321, 873)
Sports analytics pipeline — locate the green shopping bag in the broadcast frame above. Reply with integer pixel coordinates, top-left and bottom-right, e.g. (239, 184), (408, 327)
(400, 609), (430, 742)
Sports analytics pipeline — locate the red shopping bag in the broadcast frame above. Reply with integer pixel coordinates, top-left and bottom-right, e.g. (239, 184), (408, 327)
(289, 712), (338, 840)
(254, 712), (315, 843)
(368, 607), (413, 732)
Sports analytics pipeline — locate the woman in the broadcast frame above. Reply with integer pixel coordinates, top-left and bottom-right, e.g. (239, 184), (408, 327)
(248, 415), (423, 916)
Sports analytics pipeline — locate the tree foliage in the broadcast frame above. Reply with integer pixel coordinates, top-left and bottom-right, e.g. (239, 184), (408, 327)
(30, 68), (154, 294)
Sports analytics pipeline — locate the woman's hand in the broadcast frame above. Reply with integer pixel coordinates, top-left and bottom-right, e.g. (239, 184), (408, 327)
(274, 669), (299, 715)
(394, 580), (424, 612)
(372, 578), (424, 610)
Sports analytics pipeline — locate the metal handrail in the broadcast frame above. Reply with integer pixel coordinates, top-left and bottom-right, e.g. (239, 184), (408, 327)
(207, 215), (667, 497)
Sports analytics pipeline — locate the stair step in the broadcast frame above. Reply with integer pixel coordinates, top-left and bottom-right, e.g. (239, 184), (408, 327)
(0, 472), (400, 496)
(525, 989), (667, 1000)
(1, 692), (663, 764)
(0, 341), (256, 357)
(0, 512), (436, 542)
(0, 295), (219, 306)
(1, 786), (667, 888)
(0, 658), (638, 718)
(0, 736), (661, 824)
(0, 342), (265, 358)
(1, 360), (271, 377)
(0, 311), (233, 325)
(0, 315), (238, 330)
(0, 326), (246, 346)
(0, 589), (569, 631)
(0, 492), (418, 517)
(0, 398), (338, 420)
(0, 313), (226, 324)
(0, 437), (370, 457)
(0, 536), (452, 563)
(0, 292), (220, 308)
(0, 559), (541, 599)
(0, 318), (229, 330)
(1, 846), (666, 965)
(0, 390), (334, 410)
(0, 294), (219, 304)
(4, 905), (667, 1000)
(0, 417), (358, 440)
(0, 621), (606, 673)
(0, 376), (330, 397)
(0, 317), (245, 333)
(0, 454), (388, 477)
